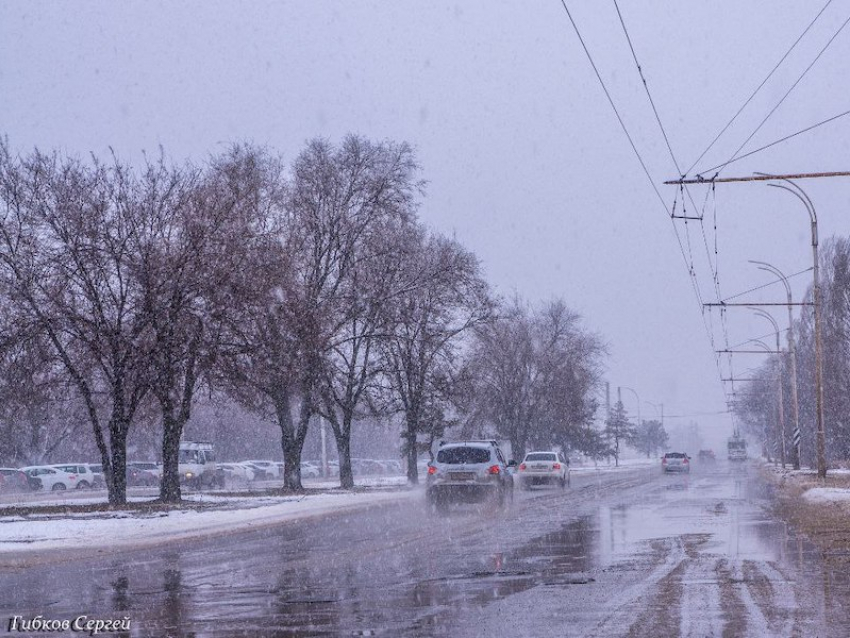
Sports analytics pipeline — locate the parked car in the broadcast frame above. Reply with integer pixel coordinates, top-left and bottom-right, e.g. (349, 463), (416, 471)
(236, 463), (257, 481)
(126, 466), (159, 487)
(128, 461), (162, 478)
(21, 466), (79, 491)
(516, 451), (570, 489)
(300, 462), (320, 479)
(86, 464), (106, 488)
(218, 463), (253, 483)
(241, 462), (270, 480)
(426, 441), (515, 513)
(243, 460), (281, 479)
(0, 468), (32, 493)
(662, 452), (691, 474)
(51, 464), (98, 489)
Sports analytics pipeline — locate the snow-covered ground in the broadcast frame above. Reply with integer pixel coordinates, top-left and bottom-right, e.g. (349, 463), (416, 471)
(802, 487), (850, 505)
(763, 463), (850, 506)
(0, 488), (419, 565)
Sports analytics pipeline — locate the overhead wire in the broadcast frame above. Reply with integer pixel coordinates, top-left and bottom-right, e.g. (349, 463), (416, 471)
(555, 0), (668, 212)
(607, 0), (736, 420)
(554, 0), (710, 323)
(685, 0), (835, 177)
(721, 266), (813, 302)
(699, 108), (850, 175)
(706, 10), (850, 178)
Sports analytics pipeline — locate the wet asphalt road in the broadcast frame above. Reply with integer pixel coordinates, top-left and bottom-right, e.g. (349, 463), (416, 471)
(1, 462), (849, 637)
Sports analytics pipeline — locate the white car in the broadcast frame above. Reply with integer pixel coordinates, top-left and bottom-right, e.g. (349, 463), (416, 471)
(243, 460), (281, 479)
(235, 463), (257, 481)
(52, 464), (98, 489)
(516, 451), (570, 489)
(218, 463), (253, 483)
(22, 466), (81, 491)
(300, 462), (320, 479)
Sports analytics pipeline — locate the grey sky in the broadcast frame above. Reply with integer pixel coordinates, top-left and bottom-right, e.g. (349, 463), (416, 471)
(2, 1), (849, 446)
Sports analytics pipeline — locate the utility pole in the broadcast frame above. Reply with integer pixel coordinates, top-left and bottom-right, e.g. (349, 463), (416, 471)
(667, 171), (835, 479)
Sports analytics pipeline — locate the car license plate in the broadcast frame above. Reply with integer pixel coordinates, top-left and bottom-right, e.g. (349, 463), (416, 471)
(450, 472), (475, 481)
(531, 464), (548, 471)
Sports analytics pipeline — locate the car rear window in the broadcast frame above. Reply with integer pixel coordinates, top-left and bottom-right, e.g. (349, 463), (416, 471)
(437, 447), (490, 465)
(525, 453), (557, 462)
(665, 453), (686, 458)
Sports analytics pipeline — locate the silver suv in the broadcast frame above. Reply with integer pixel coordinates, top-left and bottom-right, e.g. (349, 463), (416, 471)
(426, 441), (514, 512)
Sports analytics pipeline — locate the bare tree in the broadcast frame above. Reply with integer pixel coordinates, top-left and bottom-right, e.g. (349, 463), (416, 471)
(0, 143), (152, 504)
(0, 320), (90, 465)
(131, 148), (267, 503)
(283, 135), (421, 488)
(470, 297), (604, 460)
(378, 230), (492, 484)
(219, 135), (421, 490)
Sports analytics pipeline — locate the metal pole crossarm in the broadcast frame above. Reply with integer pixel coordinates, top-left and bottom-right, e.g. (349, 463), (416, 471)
(703, 302), (813, 307)
(716, 349), (783, 354)
(665, 170), (850, 185)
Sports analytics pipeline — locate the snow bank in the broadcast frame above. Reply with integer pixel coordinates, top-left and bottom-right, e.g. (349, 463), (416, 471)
(0, 489), (417, 561)
(802, 487), (850, 505)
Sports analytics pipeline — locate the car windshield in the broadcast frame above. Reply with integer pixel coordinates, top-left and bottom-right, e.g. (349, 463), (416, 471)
(436, 447), (490, 465)
(525, 453), (557, 462)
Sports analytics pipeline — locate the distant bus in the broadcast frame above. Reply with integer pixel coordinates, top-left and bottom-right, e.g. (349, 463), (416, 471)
(727, 436), (747, 462)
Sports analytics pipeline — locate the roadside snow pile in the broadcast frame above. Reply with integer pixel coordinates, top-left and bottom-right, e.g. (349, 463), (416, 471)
(802, 487), (850, 505)
(0, 489), (417, 559)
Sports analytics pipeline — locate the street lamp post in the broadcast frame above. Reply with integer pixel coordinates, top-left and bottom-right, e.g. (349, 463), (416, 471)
(619, 386), (641, 430)
(752, 310), (786, 469)
(749, 260), (801, 469)
(752, 339), (778, 463)
(767, 181), (827, 478)
(644, 400), (664, 428)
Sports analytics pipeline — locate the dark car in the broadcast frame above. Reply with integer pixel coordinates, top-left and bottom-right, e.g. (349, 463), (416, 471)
(0, 468), (33, 493)
(127, 466), (159, 487)
(697, 449), (716, 463)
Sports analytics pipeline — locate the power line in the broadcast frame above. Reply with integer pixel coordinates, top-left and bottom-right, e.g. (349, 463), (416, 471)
(699, 108), (850, 175)
(606, 0), (735, 418)
(708, 11), (850, 177)
(612, 0), (681, 175)
(663, 410), (732, 419)
(686, 0), (835, 176)
(721, 266), (813, 302)
(555, 1), (719, 382)
(728, 330), (788, 351)
(556, 0), (668, 212)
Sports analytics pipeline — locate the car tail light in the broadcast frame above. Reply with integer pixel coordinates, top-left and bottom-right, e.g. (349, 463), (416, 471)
(552, 463), (561, 470)
(519, 463), (526, 471)
(683, 457), (689, 464)
(662, 457), (667, 464)
(427, 465), (437, 475)
(487, 465), (500, 475)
